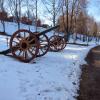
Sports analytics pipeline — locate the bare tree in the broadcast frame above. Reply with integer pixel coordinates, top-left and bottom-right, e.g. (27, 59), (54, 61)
(58, 0), (89, 41)
(93, 22), (98, 37)
(41, 0), (62, 26)
(69, 0), (78, 33)
(0, 0), (6, 33)
(7, 0), (23, 29)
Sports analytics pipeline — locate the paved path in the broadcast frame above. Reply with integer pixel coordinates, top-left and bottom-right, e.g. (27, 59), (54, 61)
(77, 45), (100, 100)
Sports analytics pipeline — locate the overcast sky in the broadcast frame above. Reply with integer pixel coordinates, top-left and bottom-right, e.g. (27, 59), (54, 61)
(87, 0), (100, 22)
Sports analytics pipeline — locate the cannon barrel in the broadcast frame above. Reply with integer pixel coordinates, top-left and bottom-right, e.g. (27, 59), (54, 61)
(38, 25), (60, 36)
(2, 25), (60, 37)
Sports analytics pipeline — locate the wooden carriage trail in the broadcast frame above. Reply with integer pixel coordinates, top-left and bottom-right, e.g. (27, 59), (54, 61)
(78, 45), (100, 100)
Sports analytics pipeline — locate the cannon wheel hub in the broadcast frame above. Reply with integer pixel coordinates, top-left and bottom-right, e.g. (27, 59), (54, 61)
(20, 40), (29, 51)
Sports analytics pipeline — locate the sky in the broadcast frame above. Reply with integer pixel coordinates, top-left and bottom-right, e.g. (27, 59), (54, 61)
(6, 0), (100, 25)
(43, 0), (100, 25)
(87, 0), (100, 22)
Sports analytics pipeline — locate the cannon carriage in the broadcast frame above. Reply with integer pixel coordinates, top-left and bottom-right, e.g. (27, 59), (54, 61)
(0, 25), (67, 63)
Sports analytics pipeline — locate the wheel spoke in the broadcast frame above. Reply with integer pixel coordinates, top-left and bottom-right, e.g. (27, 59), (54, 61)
(51, 42), (57, 50)
(12, 45), (20, 52)
(40, 36), (44, 40)
(30, 43), (37, 47)
(22, 51), (27, 60)
(26, 36), (30, 40)
(40, 40), (46, 43)
(30, 47), (35, 52)
(40, 43), (47, 46)
(18, 50), (22, 56)
(28, 49), (34, 56)
(29, 38), (35, 43)
(25, 51), (28, 59)
(16, 37), (20, 41)
(23, 51), (25, 59)
(13, 41), (19, 45)
(40, 49), (44, 53)
(24, 32), (26, 38)
(15, 45), (20, 48)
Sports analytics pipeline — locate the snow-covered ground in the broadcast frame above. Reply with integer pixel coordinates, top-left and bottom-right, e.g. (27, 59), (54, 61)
(0, 35), (97, 100)
(0, 22), (47, 35)
(0, 22), (99, 100)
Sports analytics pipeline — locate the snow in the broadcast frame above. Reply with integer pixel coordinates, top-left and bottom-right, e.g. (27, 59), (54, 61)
(0, 22), (46, 35)
(0, 22), (99, 100)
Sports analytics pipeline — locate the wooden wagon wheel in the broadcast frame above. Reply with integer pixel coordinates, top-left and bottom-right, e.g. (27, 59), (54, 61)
(49, 35), (61, 52)
(61, 37), (67, 50)
(55, 36), (66, 51)
(10, 29), (39, 62)
(33, 32), (50, 57)
(49, 35), (66, 52)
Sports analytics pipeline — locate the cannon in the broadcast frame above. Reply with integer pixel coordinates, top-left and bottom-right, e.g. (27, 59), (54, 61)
(0, 25), (61, 62)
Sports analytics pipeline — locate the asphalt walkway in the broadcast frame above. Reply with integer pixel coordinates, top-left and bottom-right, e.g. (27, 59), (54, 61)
(77, 45), (100, 100)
